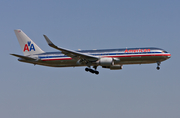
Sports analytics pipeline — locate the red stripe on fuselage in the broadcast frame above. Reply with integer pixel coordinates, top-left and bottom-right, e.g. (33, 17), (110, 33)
(41, 53), (171, 61)
(41, 57), (72, 61)
(105, 53), (171, 58)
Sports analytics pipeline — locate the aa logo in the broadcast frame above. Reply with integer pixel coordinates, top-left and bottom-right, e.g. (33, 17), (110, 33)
(23, 41), (35, 52)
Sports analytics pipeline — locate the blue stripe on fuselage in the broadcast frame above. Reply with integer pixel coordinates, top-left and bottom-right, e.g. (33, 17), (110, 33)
(38, 51), (164, 59)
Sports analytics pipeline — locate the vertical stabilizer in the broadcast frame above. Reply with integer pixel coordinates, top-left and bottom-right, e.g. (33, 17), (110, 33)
(14, 29), (44, 56)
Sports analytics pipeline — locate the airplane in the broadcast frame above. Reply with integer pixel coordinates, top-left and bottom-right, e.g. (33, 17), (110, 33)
(11, 29), (171, 75)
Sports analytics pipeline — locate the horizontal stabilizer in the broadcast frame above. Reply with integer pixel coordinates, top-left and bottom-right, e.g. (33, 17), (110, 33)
(10, 54), (36, 60)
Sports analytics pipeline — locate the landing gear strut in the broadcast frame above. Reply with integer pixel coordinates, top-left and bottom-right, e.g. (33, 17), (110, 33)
(85, 66), (99, 75)
(156, 62), (161, 70)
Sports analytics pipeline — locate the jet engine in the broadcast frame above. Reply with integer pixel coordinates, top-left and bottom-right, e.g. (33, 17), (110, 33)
(102, 65), (123, 70)
(99, 58), (114, 66)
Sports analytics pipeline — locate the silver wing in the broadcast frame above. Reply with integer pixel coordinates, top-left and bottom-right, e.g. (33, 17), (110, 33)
(43, 35), (99, 62)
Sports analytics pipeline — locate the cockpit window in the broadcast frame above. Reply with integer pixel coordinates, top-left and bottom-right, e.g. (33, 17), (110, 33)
(162, 51), (168, 53)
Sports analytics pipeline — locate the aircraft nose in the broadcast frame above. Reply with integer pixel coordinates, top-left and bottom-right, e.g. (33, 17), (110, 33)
(167, 53), (171, 58)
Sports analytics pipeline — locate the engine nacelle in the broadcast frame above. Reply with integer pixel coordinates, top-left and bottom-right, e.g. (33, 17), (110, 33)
(102, 65), (123, 70)
(99, 58), (114, 66)
(110, 65), (123, 70)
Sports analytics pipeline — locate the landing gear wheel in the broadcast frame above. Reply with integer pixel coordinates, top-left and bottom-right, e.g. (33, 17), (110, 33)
(85, 68), (89, 72)
(156, 67), (160, 70)
(89, 69), (95, 73)
(85, 67), (99, 75)
(95, 71), (99, 75)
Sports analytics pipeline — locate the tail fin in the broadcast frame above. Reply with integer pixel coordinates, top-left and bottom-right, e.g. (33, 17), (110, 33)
(14, 29), (44, 56)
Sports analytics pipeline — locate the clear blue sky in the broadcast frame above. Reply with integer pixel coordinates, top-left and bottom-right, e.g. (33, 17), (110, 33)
(0, 0), (179, 118)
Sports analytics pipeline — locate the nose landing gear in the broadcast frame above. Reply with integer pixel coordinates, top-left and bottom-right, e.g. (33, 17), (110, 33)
(85, 66), (99, 75)
(156, 62), (161, 70)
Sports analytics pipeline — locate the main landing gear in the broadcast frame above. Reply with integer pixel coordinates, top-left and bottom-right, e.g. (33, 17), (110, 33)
(85, 66), (99, 75)
(156, 62), (161, 70)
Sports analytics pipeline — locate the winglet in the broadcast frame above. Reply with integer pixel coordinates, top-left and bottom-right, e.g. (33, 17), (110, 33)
(43, 35), (54, 46)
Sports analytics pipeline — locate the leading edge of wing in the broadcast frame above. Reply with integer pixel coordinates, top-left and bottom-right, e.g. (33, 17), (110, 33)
(43, 35), (98, 60)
